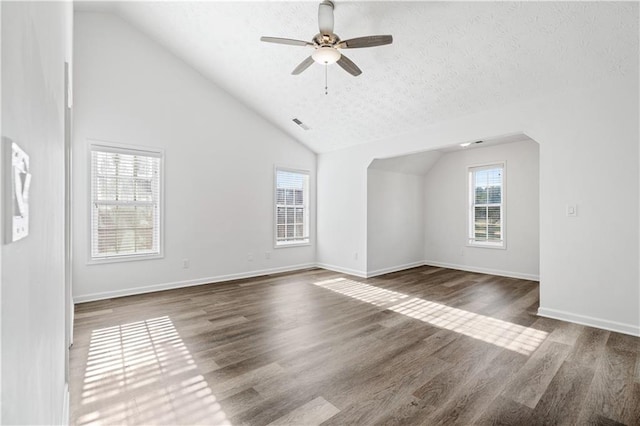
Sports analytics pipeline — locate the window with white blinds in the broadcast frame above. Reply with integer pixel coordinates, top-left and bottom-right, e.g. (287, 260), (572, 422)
(90, 144), (163, 260)
(468, 163), (505, 248)
(275, 168), (310, 246)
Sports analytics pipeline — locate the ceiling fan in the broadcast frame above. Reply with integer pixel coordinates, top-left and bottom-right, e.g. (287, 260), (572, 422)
(260, 1), (393, 77)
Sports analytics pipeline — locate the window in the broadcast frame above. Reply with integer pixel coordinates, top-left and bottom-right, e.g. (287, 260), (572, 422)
(275, 168), (309, 246)
(468, 163), (505, 248)
(90, 143), (163, 261)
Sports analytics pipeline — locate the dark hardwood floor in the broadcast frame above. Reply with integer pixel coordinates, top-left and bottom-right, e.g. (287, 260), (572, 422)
(70, 266), (640, 425)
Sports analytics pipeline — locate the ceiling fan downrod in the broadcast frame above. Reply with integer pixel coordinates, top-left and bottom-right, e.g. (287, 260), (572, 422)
(325, 64), (329, 95)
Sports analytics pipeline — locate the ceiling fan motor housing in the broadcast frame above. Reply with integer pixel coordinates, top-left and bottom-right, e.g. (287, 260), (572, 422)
(313, 33), (340, 47)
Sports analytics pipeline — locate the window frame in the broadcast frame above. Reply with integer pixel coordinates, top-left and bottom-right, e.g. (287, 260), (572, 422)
(274, 166), (311, 248)
(87, 140), (165, 264)
(467, 161), (506, 249)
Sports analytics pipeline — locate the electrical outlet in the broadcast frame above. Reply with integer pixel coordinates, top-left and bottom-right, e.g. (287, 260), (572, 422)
(265, 251), (271, 260)
(182, 258), (190, 269)
(247, 252), (254, 262)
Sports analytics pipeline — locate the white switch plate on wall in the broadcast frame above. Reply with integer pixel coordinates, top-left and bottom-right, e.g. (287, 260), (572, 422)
(566, 205), (577, 217)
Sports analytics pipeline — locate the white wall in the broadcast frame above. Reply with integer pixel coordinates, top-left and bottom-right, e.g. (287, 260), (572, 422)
(73, 12), (316, 302)
(317, 149), (366, 276)
(424, 140), (539, 280)
(367, 169), (424, 275)
(1, 1), (72, 423)
(318, 75), (639, 335)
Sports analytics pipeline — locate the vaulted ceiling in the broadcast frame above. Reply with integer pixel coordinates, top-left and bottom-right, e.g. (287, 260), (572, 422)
(80, 1), (637, 153)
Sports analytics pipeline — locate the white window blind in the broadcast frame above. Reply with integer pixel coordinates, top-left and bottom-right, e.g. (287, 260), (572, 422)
(275, 168), (309, 246)
(90, 145), (162, 260)
(468, 163), (504, 247)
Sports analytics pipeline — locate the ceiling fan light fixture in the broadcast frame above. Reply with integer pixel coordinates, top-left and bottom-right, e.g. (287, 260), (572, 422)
(312, 47), (341, 64)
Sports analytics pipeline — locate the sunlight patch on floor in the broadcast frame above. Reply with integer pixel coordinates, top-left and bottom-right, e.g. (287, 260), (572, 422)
(76, 316), (231, 425)
(314, 277), (409, 306)
(314, 278), (547, 355)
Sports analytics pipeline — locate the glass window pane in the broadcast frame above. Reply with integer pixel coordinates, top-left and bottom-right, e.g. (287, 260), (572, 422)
(475, 185), (487, 204)
(115, 206), (135, 228)
(286, 208), (294, 224)
(277, 207), (285, 225)
(117, 177), (135, 201)
(487, 168), (502, 186)
(474, 206), (487, 240)
(97, 229), (116, 255)
(487, 206), (501, 241)
(487, 185), (501, 204)
(135, 227), (153, 251)
(115, 229), (135, 254)
(487, 206), (501, 221)
(97, 205), (116, 228)
(135, 156), (153, 178)
(474, 227), (487, 240)
(136, 206), (153, 228)
(285, 189), (294, 205)
(135, 178), (153, 202)
(96, 177), (117, 201)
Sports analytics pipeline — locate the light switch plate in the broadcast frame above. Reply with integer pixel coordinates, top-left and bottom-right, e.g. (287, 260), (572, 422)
(566, 205), (577, 217)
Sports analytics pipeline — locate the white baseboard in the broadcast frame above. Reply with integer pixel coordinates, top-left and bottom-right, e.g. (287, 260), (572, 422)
(73, 263), (317, 303)
(61, 383), (69, 425)
(315, 263), (367, 278)
(538, 307), (640, 337)
(423, 260), (539, 281)
(75, 260), (536, 303)
(366, 261), (425, 278)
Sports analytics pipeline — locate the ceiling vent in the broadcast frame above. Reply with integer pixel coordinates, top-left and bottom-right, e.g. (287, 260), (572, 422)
(292, 118), (311, 130)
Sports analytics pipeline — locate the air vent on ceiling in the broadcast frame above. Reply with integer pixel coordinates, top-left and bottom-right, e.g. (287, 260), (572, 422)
(292, 118), (311, 131)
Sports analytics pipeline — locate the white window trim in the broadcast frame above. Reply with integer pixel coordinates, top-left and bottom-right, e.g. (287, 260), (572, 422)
(87, 139), (165, 264)
(274, 166), (311, 249)
(467, 161), (506, 250)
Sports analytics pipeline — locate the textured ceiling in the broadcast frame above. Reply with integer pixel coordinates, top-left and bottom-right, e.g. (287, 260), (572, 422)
(86, 1), (637, 153)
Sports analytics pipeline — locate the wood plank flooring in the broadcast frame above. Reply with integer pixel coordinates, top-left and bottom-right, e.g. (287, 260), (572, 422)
(70, 266), (640, 425)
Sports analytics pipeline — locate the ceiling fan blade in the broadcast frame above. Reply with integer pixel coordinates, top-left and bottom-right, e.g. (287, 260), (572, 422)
(260, 36), (313, 47)
(338, 35), (393, 49)
(318, 1), (334, 34)
(292, 56), (315, 75)
(336, 54), (362, 76)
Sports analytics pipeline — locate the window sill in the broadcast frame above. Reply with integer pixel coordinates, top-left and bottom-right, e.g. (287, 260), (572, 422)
(87, 253), (164, 265)
(467, 242), (506, 250)
(274, 241), (311, 249)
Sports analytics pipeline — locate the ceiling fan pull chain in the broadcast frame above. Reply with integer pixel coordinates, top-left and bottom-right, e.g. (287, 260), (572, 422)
(325, 64), (328, 95)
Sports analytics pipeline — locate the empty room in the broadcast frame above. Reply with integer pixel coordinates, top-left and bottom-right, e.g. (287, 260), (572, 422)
(1, 1), (639, 425)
